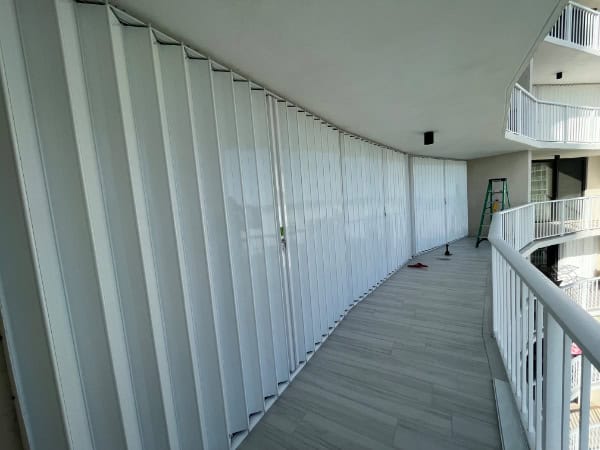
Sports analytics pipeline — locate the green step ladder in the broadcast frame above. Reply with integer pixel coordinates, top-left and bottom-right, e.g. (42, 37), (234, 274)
(476, 178), (510, 248)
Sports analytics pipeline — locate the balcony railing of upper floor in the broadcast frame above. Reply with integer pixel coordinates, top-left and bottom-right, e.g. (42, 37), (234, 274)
(548, 1), (600, 53)
(506, 84), (600, 146)
(488, 196), (600, 449)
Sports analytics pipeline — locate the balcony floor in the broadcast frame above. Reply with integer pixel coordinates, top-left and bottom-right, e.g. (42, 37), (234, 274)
(241, 238), (501, 450)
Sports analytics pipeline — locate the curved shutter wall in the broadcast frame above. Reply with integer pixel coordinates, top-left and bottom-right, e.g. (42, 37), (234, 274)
(411, 157), (468, 254)
(0, 2), (468, 449)
(444, 160), (469, 242)
(411, 157), (447, 253)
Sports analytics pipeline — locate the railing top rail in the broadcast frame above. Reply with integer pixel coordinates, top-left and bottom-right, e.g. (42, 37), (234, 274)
(494, 196), (600, 217)
(538, 101), (600, 111)
(513, 84), (600, 111)
(489, 219), (600, 370)
(513, 83), (536, 100)
(492, 202), (532, 216)
(533, 195), (600, 204)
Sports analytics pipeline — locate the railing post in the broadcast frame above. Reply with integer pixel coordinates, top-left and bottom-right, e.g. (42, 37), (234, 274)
(517, 88), (522, 135)
(561, 335), (571, 450)
(529, 205), (535, 243)
(535, 100), (539, 141)
(492, 249), (497, 337)
(595, 13), (600, 50)
(579, 357), (591, 450)
(566, 3), (573, 44)
(543, 313), (564, 450)
(562, 105), (568, 143)
(585, 197), (592, 230)
(559, 201), (565, 236)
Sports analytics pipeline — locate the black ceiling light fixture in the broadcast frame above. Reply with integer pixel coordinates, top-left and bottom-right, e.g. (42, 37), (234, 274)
(556, 71), (563, 80)
(424, 131), (434, 145)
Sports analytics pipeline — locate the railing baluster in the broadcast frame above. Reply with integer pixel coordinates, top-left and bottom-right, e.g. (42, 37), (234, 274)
(511, 269), (517, 384)
(563, 105), (568, 143)
(566, 3), (573, 43)
(596, 13), (600, 49)
(579, 357), (591, 450)
(506, 265), (512, 364)
(504, 258), (509, 359)
(492, 249), (498, 337)
(520, 281), (527, 409)
(561, 334), (571, 450)
(517, 88), (522, 135)
(543, 313), (563, 450)
(500, 256), (505, 355)
(528, 292), (535, 435)
(535, 301), (543, 450)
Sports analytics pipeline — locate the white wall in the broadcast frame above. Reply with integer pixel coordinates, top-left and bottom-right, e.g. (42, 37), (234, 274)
(467, 151), (531, 236)
(587, 156), (600, 196)
(517, 60), (532, 91)
(533, 84), (600, 107)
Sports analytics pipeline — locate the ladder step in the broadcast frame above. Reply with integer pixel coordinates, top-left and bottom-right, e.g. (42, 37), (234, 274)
(476, 178), (510, 247)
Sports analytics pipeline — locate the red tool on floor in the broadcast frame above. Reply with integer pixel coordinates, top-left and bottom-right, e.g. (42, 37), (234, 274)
(407, 262), (428, 268)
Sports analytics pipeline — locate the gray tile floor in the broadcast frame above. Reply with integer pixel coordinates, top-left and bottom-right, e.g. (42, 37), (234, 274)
(241, 238), (501, 450)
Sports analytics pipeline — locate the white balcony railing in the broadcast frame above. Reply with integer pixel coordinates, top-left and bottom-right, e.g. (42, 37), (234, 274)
(489, 196), (600, 449)
(570, 424), (600, 450)
(507, 85), (600, 145)
(564, 277), (600, 408)
(548, 1), (600, 53)
(571, 355), (600, 401)
(563, 277), (600, 315)
(497, 196), (600, 251)
(507, 2), (600, 147)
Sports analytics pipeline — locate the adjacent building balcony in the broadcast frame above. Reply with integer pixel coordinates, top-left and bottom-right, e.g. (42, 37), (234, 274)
(563, 276), (600, 316)
(506, 84), (600, 148)
(547, 1), (600, 55)
(506, 1), (600, 149)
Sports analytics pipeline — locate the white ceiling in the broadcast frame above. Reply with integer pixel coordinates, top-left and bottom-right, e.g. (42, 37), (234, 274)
(533, 40), (600, 85)
(114, 0), (566, 160)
